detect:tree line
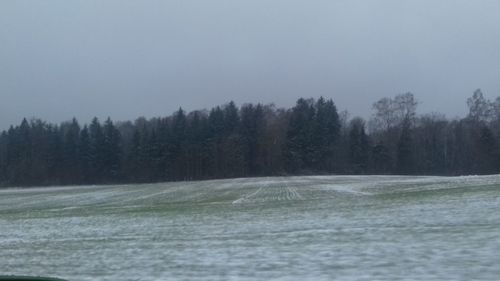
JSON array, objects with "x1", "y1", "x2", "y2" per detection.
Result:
[{"x1": 1, "y1": 91, "x2": 500, "y2": 187}]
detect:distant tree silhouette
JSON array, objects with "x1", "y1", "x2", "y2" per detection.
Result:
[
  {"x1": 2, "y1": 91, "x2": 500, "y2": 187},
  {"x1": 348, "y1": 118, "x2": 370, "y2": 174}
]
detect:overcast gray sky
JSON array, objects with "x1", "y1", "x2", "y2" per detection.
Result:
[{"x1": 1, "y1": 0, "x2": 500, "y2": 129}]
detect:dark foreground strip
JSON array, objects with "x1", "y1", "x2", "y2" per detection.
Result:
[{"x1": 0, "y1": 277, "x2": 67, "y2": 281}]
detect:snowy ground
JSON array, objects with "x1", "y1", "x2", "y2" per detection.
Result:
[{"x1": 1, "y1": 175, "x2": 500, "y2": 280}]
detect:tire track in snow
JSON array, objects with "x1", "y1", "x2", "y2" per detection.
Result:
[
  {"x1": 232, "y1": 177, "x2": 307, "y2": 204},
  {"x1": 232, "y1": 185, "x2": 264, "y2": 204},
  {"x1": 286, "y1": 184, "x2": 304, "y2": 201}
]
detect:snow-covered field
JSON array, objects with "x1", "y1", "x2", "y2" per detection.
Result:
[{"x1": 1, "y1": 175, "x2": 500, "y2": 280}]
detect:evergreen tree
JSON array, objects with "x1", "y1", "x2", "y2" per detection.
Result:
[
  {"x1": 46, "y1": 124, "x2": 63, "y2": 184},
  {"x1": 88, "y1": 117, "x2": 105, "y2": 182},
  {"x1": 62, "y1": 118, "x2": 81, "y2": 184},
  {"x1": 348, "y1": 118, "x2": 370, "y2": 173},
  {"x1": 221, "y1": 102, "x2": 244, "y2": 177},
  {"x1": 313, "y1": 97, "x2": 340, "y2": 171},
  {"x1": 285, "y1": 98, "x2": 315, "y2": 173},
  {"x1": 208, "y1": 106, "x2": 225, "y2": 177},
  {"x1": 79, "y1": 125, "x2": 91, "y2": 183},
  {"x1": 7, "y1": 118, "x2": 33, "y2": 185},
  {"x1": 223, "y1": 101, "x2": 239, "y2": 135},
  {"x1": 103, "y1": 118, "x2": 122, "y2": 181},
  {"x1": 170, "y1": 108, "x2": 187, "y2": 180},
  {"x1": 185, "y1": 111, "x2": 207, "y2": 179},
  {"x1": 0, "y1": 131, "x2": 7, "y2": 184},
  {"x1": 240, "y1": 104, "x2": 265, "y2": 175},
  {"x1": 127, "y1": 125, "x2": 151, "y2": 182}
]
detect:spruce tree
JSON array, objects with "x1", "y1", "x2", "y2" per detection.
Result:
[
  {"x1": 79, "y1": 125, "x2": 91, "y2": 183},
  {"x1": 348, "y1": 118, "x2": 370, "y2": 174},
  {"x1": 62, "y1": 118, "x2": 81, "y2": 184},
  {"x1": 285, "y1": 98, "x2": 315, "y2": 173},
  {"x1": 89, "y1": 117, "x2": 105, "y2": 182},
  {"x1": 103, "y1": 118, "x2": 122, "y2": 181}
]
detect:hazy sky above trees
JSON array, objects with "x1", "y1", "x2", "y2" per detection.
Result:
[{"x1": 1, "y1": 0, "x2": 500, "y2": 129}]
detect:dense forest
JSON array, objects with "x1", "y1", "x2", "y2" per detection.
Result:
[{"x1": 1, "y1": 90, "x2": 500, "y2": 187}]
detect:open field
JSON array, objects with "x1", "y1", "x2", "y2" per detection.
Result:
[{"x1": 1, "y1": 175, "x2": 500, "y2": 280}]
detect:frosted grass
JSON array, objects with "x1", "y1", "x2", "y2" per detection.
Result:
[{"x1": 1, "y1": 175, "x2": 500, "y2": 280}]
